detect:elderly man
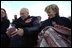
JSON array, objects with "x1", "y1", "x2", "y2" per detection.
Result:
[{"x1": 6, "y1": 8, "x2": 40, "y2": 47}]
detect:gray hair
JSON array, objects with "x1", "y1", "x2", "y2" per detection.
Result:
[{"x1": 20, "y1": 8, "x2": 29, "y2": 14}]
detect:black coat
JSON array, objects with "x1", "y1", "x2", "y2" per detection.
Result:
[
  {"x1": 40, "y1": 16, "x2": 71, "y2": 30},
  {"x1": 1, "y1": 17, "x2": 10, "y2": 47},
  {"x1": 39, "y1": 16, "x2": 71, "y2": 47},
  {"x1": 12, "y1": 16, "x2": 40, "y2": 47},
  {"x1": 1, "y1": 18, "x2": 10, "y2": 34}
]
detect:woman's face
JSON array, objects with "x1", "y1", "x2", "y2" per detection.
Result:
[
  {"x1": 1, "y1": 9, "x2": 6, "y2": 18},
  {"x1": 47, "y1": 9, "x2": 56, "y2": 18}
]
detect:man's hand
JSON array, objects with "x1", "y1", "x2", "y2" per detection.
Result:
[
  {"x1": 6, "y1": 28, "x2": 16, "y2": 37},
  {"x1": 6, "y1": 28, "x2": 24, "y2": 37},
  {"x1": 11, "y1": 28, "x2": 24, "y2": 37},
  {"x1": 17, "y1": 28, "x2": 24, "y2": 36}
]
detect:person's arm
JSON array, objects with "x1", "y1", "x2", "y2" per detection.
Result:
[
  {"x1": 53, "y1": 24, "x2": 71, "y2": 36},
  {"x1": 8, "y1": 25, "x2": 40, "y2": 37},
  {"x1": 60, "y1": 17, "x2": 71, "y2": 29},
  {"x1": 23, "y1": 17, "x2": 41, "y2": 37},
  {"x1": 9, "y1": 17, "x2": 41, "y2": 37},
  {"x1": 23, "y1": 23, "x2": 40, "y2": 37}
]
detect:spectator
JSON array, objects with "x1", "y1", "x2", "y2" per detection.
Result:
[
  {"x1": 6, "y1": 8, "x2": 40, "y2": 47},
  {"x1": 39, "y1": 4, "x2": 71, "y2": 47},
  {"x1": 1, "y1": 8, "x2": 10, "y2": 47}
]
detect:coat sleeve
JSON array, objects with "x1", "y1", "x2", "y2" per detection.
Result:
[
  {"x1": 60, "y1": 17, "x2": 71, "y2": 29},
  {"x1": 23, "y1": 17, "x2": 41, "y2": 37}
]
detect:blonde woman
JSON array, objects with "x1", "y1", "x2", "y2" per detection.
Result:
[{"x1": 39, "y1": 4, "x2": 71, "y2": 47}]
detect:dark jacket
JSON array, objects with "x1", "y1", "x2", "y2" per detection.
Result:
[
  {"x1": 1, "y1": 17, "x2": 10, "y2": 34},
  {"x1": 1, "y1": 17, "x2": 10, "y2": 47},
  {"x1": 39, "y1": 16, "x2": 71, "y2": 47},
  {"x1": 12, "y1": 16, "x2": 40, "y2": 47},
  {"x1": 40, "y1": 15, "x2": 71, "y2": 31},
  {"x1": 39, "y1": 15, "x2": 71, "y2": 41}
]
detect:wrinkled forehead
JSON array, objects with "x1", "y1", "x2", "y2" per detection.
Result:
[{"x1": 20, "y1": 8, "x2": 29, "y2": 13}]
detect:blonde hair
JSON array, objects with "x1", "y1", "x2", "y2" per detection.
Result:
[{"x1": 45, "y1": 4, "x2": 59, "y2": 15}]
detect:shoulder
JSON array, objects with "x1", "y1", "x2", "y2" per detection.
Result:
[
  {"x1": 7, "y1": 19, "x2": 10, "y2": 22},
  {"x1": 4, "y1": 19, "x2": 10, "y2": 23},
  {"x1": 60, "y1": 17, "x2": 69, "y2": 20},
  {"x1": 30, "y1": 16, "x2": 39, "y2": 21},
  {"x1": 30, "y1": 16, "x2": 37, "y2": 19},
  {"x1": 41, "y1": 19, "x2": 50, "y2": 26},
  {"x1": 59, "y1": 17, "x2": 71, "y2": 28},
  {"x1": 42, "y1": 19, "x2": 50, "y2": 23},
  {"x1": 60, "y1": 17, "x2": 71, "y2": 22}
]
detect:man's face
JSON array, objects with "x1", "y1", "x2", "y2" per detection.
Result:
[
  {"x1": 20, "y1": 9, "x2": 29, "y2": 19},
  {"x1": 47, "y1": 9, "x2": 56, "y2": 18}
]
